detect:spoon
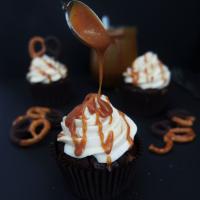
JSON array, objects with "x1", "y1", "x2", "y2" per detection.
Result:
[{"x1": 63, "y1": 0, "x2": 111, "y2": 51}]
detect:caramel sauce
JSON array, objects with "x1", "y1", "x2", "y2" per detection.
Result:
[
  {"x1": 131, "y1": 71, "x2": 139, "y2": 85},
  {"x1": 65, "y1": 1, "x2": 133, "y2": 165},
  {"x1": 96, "y1": 113, "x2": 114, "y2": 154},
  {"x1": 36, "y1": 68, "x2": 52, "y2": 82},
  {"x1": 68, "y1": 1, "x2": 111, "y2": 51},
  {"x1": 65, "y1": 94, "x2": 113, "y2": 157},
  {"x1": 105, "y1": 96, "x2": 113, "y2": 124},
  {"x1": 132, "y1": 57, "x2": 166, "y2": 86},
  {"x1": 44, "y1": 60, "x2": 63, "y2": 76},
  {"x1": 106, "y1": 155, "x2": 112, "y2": 171},
  {"x1": 159, "y1": 62, "x2": 166, "y2": 82},
  {"x1": 66, "y1": 1, "x2": 112, "y2": 95},
  {"x1": 109, "y1": 116, "x2": 113, "y2": 125},
  {"x1": 119, "y1": 111, "x2": 133, "y2": 146}
]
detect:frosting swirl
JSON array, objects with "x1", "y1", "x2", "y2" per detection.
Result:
[
  {"x1": 27, "y1": 54, "x2": 67, "y2": 84},
  {"x1": 123, "y1": 52, "x2": 171, "y2": 89},
  {"x1": 57, "y1": 93, "x2": 137, "y2": 164}
]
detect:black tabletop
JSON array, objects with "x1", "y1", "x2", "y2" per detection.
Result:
[
  {"x1": 1, "y1": 76, "x2": 200, "y2": 200},
  {"x1": 1, "y1": 0, "x2": 200, "y2": 199}
]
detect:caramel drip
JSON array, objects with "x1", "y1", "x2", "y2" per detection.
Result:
[
  {"x1": 144, "y1": 68, "x2": 150, "y2": 83},
  {"x1": 119, "y1": 111, "x2": 133, "y2": 145},
  {"x1": 105, "y1": 96, "x2": 113, "y2": 125},
  {"x1": 159, "y1": 62, "x2": 166, "y2": 82},
  {"x1": 65, "y1": 93, "x2": 113, "y2": 157},
  {"x1": 36, "y1": 68, "x2": 52, "y2": 82},
  {"x1": 109, "y1": 116, "x2": 113, "y2": 125},
  {"x1": 65, "y1": 105, "x2": 87, "y2": 156},
  {"x1": 96, "y1": 51, "x2": 104, "y2": 96},
  {"x1": 43, "y1": 60, "x2": 63, "y2": 76},
  {"x1": 96, "y1": 113, "x2": 114, "y2": 154},
  {"x1": 106, "y1": 155, "x2": 112, "y2": 171},
  {"x1": 68, "y1": 1, "x2": 112, "y2": 96},
  {"x1": 131, "y1": 71, "x2": 139, "y2": 85}
]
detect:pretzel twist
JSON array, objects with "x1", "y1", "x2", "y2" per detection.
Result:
[
  {"x1": 26, "y1": 106, "x2": 50, "y2": 119},
  {"x1": 149, "y1": 132, "x2": 174, "y2": 154},
  {"x1": 13, "y1": 115, "x2": 29, "y2": 126},
  {"x1": 11, "y1": 106, "x2": 52, "y2": 147},
  {"x1": 170, "y1": 127, "x2": 196, "y2": 143},
  {"x1": 149, "y1": 110, "x2": 196, "y2": 155},
  {"x1": 29, "y1": 36, "x2": 46, "y2": 58},
  {"x1": 171, "y1": 116, "x2": 196, "y2": 127}
]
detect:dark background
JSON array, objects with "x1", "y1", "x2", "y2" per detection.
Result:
[
  {"x1": 1, "y1": 0, "x2": 200, "y2": 200},
  {"x1": 0, "y1": 0, "x2": 199, "y2": 78}
]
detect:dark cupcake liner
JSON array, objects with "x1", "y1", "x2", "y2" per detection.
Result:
[
  {"x1": 28, "y1": 77, "x2": 71, "y2": 107},
  {"x1": 118, "y1": 82, "x2": 171, "y2": 117},
  {"x1": 51, "y1": 135, "x2": 142, "y2": 200}
]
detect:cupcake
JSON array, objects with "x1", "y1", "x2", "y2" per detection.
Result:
[
  {"x1": 121, "y1": 52, "x2": 171, "y2": 116},
  {"x1": 26, "y1": 36, "x2": 70, "y2": 106},
  {"x1": 53, "y1": 93, "x2": 141, "y2": 200}
]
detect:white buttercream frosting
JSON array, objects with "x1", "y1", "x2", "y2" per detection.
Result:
[
  {"x1": 123, "y1": 52, "x2": 171, "y2": 89},
  {"x1": 27, "y1": 54, "x2": 67, "y2": 84},
  {"x1": 57, "y1": 95, "x2": 137, "y2": 163}
]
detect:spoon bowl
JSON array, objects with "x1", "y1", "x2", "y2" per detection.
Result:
[{"x1": 63, "y1": 0, "x2": 111, "y2": 51}]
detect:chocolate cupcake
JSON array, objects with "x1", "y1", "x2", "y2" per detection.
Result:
[
  {"x1": 26, "y1": 36, "x2": 70, "y2": 106},
  {"x1": 121, "y1": 52, "x2": 171, "y2": 116},
  {"x1": 53, "y1": 93, "x2": 141, "y2": 200}
]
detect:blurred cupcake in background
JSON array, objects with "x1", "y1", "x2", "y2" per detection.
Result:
[
  {"x1": 26, "y1": 36, "x2": 70, "y2": 106},
  {"x1": 121, "y1": 52, "x2": 171, "y2": 116}
]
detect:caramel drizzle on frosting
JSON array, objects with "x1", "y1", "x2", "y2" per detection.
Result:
[
  {"x1": 131, "y1": 54, "x2": 167, "y2": 86},
  {"x1": 159, "y1": 62, "x2": 167, "y2": 82},
  {"x1": 131, "y1": 71, "x2": 139, "y2": 85},
  {"x1": 96, "y1": 113, "x2": 114, "y2": 154},
  {"x1": 106, "y1": 96, "x2": 113, "y2": 125},
  {"x1": 65, "y1": 93, "x2": 114, "y2": 157},
  {"x1": 119, "y1": 111, "x2": 133, "y2": 146},
  {"x1": 43, "y1": 59, "x2": 63, "y2": 76},
  {"x1": 35, "y1": 68, "x2": 52, "y2": 82}
]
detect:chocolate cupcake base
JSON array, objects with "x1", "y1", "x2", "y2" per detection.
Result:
[
  {"x1": 120, "y1": 83, "x2": 170, "y2": 116},
  {"x1": 52, "y1": 136, "x2": 142, "y2": 200},
  {"x1": 28, "y1": 78, "x2": 71, "y2": 107}
]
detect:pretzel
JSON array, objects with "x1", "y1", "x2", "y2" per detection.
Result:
[
  {"x1": 151, "y1": 120, "x2": 172, "y2": 137},
  {"x1": 45, "y1": 36, "x2": 61, "y2": 58},
  {"x1": 26, "y1": 106, "x2": 50, "y2": 119},
  {"x1": 167, "y1": 109, "x2": 196, "y2": 127},
  {"x1": 170, "y1": 127, "x2": 196, "y2": 143},
  {"x1": 13, "y1": 115, "x2": 30, "y2": 126},
  {"x1": 10, "y1": 106, "x2": 60, "y2": 147},
  {"x1": 149, "y1": 109, "x2": 196, "y2": 155},
  {"x1": 21, "y1": 119, "x2": 51, "y2": 146},
  {"x1": 29, "y1": 36, "x2": 46, "y2": 58},
  {"x1": 149, "y1": 131, "x2": 174, "y2": 154},
  {"x1": 171, "y1": 116, "x2": 196, "y2": 127}
]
